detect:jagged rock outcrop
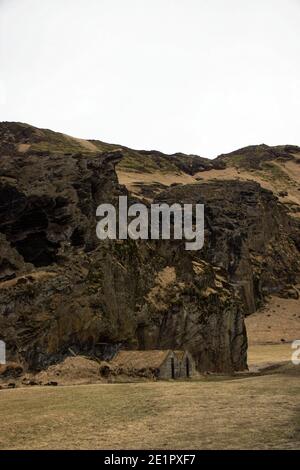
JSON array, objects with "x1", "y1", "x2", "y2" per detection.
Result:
[
  {"x1": 0, "y1": 122, "x2": 248, "y2": 372},
  {"x1": 156, "y1": 180, "x2": 300, "y2": 313},
  {"x1": 0, "y1": 240, "x2": 246, "y2": 372},
  {"x1": 0, "y1": 142, "x2": 123, "y2": 267},
  {"x1": 216, "y1": 143, "x2": 300, "y2": 169},
  {"x1": 0, "y1": 122, "x2": 299, "y2": 374}
]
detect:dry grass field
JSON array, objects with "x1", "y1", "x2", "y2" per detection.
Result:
[
  {"x1": 0, "y1": 295, "x2": 299, "y2": 450},
  {"x1": 247, "y1": 342, "x2": 295, "y2": 371},
  {"x1": 0, "y1": 356, "x2": 299, "y2": 450}
]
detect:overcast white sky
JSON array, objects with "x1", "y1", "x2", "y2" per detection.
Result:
[{"x1": 0, "y1": 0, "x2": 299, "y2": 158}]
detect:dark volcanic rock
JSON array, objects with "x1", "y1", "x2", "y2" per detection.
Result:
[
  {"x1": 138, "y1": 150, "x2": 226, "y2": 175},
  {"x1": 0, "y1": 236, "x2": 247, "y2": 373},
  {"x1": 156, "y1": 180, "x2": 300, "y2": 313},
  {"x1": 0, "y1": 123, "x2": 248, "y2": 373},
  {"x1": 0, "y1": 123, "x2": 299, "y2": 374},
  {"x1": 0, "y1": 146, "x2": 123, "y2": 266},
  {"x1": 217, "y1": 144, "x2": 300, "y2": 169}
]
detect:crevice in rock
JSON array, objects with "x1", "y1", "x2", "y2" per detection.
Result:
[
  {"x1": 71, "y1": 227, "x2": 85, "y2": 247},
  {"x1": 12, "y1": 232, "x2": 59, "y2": 267}
]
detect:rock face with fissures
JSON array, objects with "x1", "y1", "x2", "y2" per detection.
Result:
[{"x1": 0, "y1": 122, "x2": 299, "y2": 373}]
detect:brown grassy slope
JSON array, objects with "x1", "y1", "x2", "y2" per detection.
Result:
[
  {"x1": 117, "y1": 144, "x2": 300, "y2": 212},
  {"x1": 246, "y1": 293, "x2": 300, "y2": 346}
]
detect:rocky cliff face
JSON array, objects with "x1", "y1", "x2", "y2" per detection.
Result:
[
  {"x1": 0, "y1": 239, "x2": 246, "y2": 372},
  {"x1": 156, "y1": 180, "x2": 300, "y2": 313},
  {"x1": 0, "y1": 122, "x2": 299, "y2": 373}
]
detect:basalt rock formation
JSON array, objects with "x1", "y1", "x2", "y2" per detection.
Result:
[
  {"x1": 156, "y1": 181, "x2": 300, "y2": 313},
  {"x1": 0, "y1": 122, "x2": 299, "y2": 373}
]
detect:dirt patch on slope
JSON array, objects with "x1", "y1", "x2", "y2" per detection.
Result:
[
  {"x1": 69, "y1": 136, "x2": 99, "y2": 152},
  {"x1": 0, "y1": 271, "x2": 57, "y2": 290},
  {"x1": 246, "y1": 294, "x2": 300, "y2": 345}
]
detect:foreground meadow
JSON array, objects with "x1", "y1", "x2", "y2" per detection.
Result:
[{"x1": 0, "y1": 355, "x2": 299, "y2": 450}]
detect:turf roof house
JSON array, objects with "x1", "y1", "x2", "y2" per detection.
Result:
[{"x1": 111, "y1": 349, "x2": 195, "y2": 379}]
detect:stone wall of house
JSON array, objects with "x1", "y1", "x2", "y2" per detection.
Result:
[
  {"x1": 177, "y1": 352, "x2": 196, "y2": 378},
  {"x1": 158, "y1": 351, "x2": 196, "y2": 379},
  {"x1": 158, "y1": 352, "x2": 178, "y2": 379}
]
